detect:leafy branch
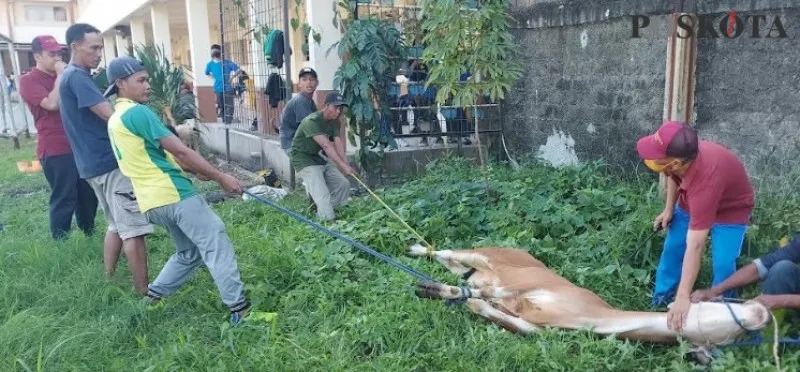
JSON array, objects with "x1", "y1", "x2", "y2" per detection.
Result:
[
  {"x1": 419, "y1": 0, "x2": 523, "y2": 197},
  {"x1": 291, "y1": 0, "x2": 322, "y2": 59},
  {"x1": 330, "y1": 15, "x2": 407, "y2": 177},
  {"x1": 419, "y1": 0, "x2": 522, "y2": 107}
]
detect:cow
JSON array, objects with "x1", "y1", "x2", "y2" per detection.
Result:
[{"x1": 409, "y1": 245, "x2": 771, "y2": 349}]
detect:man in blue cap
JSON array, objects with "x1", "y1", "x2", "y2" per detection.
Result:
[
  {"x1": 290, "y1": 92, "x2": 354, "y2": 221},
  {"x1": 105, "y1": 56, "x2": 252, "y2": 325}
]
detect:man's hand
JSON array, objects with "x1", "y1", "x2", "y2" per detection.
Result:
[
  {"x1": 755, "y1": 295, "x2": 781, "y2": 310},
  {"x1": 690, "y1": 288, "x2": 720, "y2": 303},
  {"x1": 667, "y1": 296, "x2": 691, "y2": 332},
  {"x1": 654, "y1": 208, "x2": 674, "y2": 230},
  {"x1": 341, "y1": 164, "x2": 356, "y2": 177},
  {"x1": 55, "y1": 61, "x2": 67, "y2": 75},
  {"x1": 218, "y1": 174, "x2": 243, "y2": 194}
]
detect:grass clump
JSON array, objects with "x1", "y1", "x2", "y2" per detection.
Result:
[{"x1": 1, "y1": 137, "x2": 798, "y2": 371}]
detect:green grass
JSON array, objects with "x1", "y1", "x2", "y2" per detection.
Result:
[{"x1": 2, "y1": 137, "x2": 800, "y2": 371}]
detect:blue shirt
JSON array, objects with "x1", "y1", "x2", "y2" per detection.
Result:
[
  {"x1": 58, "y1": 64, "x2": 118, "y2": 179},
  {"x1": 204, "y1": 59, "x2": 239, "y2": 93}
]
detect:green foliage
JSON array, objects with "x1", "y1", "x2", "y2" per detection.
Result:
[
  {"x1": 133, "y1": 44, "x2": 197, "y2": 126},
  {"x1": 419, "y1": 0, "x2": 523, "y2": 107},
  {"x1": 3, "y1": 138, "x2": 800, "y2": 371},
  {"x1": 331, "y1": 17, "x2": 407, "y2": 173},
  {"x1": 292, "y1": 0, "x2": 322, "y2": 59},
  {"x1": 92, "y1": 68, "x2": 109, "y2": 92}
]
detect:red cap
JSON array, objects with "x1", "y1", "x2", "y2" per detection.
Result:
[
  {"x1": 636, "y1": 121, "x2": 699, "y2": 160},
  {"x1": 31, "y1": 35, "x2": 63, "y2": 53}
]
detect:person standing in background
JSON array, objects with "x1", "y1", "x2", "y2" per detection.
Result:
[
  {"x1": 279, "y1": 67, "x2": 319, "y2": 154},
  {"x1": 205, "y1": 44, "x2": 241, "y2": 125},
  {"x1": 19, "y1": 35, "x2": 98, "y2": 240},
  {"x1": 59, "y1": 23, "x2": 152, "y2": 295}
]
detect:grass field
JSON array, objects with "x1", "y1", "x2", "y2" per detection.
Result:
[{"x1": 1, "y1": 136, "x2": 799, "y2": 371}]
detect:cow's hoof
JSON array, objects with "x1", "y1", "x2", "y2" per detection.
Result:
[
  {"x1": 408, "y1": 244, "x2": 431, "y2": 257},
  {"x1": 686, "y1": 346, "x2": 720, "y2": 366},
  {"x1": 415, "y1": 281, "x2": 444, "y2": 299}
]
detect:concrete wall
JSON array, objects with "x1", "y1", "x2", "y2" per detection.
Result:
[
  {"x1": 506, "y1": 0, "x2": 800, "y2": 175},
  {"x1": 506, "y1": 0, "x2": 671, "y2": 169},
  {"x1": 692, "y1": 3, "x2": 799, "y2": 175},
  {"x1": 197, "y1": 123, "x2": 487, "y2": 188}
]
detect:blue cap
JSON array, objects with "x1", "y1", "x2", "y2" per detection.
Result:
[
  {"x1": 103, "y1": 56, "x2": 146, "y2": 98},
  {"x1": 324, "y1": 91, "x2": 347, "y2": 106}
]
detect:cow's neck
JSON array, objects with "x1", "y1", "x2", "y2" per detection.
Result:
[{"x1": 571, "y1": 302, "x2": 765, "y2": 345}]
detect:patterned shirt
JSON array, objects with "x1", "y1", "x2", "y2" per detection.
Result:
[{"x1": 108, "y1": 98, "x2": 195, "y2": 213}]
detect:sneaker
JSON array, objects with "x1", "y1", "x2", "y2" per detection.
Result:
[
  {"x1": 144, "y1": 292, "x2": 164, "y2": 311},
  {"x1": 231, "y1": 306, "x2": 252, "y2": 326}
]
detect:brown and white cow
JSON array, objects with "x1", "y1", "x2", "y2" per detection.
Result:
[{"x1": 409, "y1": 245, "x2": 771, "y2": 347}]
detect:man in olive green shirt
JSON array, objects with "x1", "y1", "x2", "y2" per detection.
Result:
[{"x1": 290, "y1": 92, "x2": 354, "y2": 221}]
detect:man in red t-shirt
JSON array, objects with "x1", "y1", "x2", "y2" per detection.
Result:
[
  {"x1": 19, "y1": 35, "x2": 98, "y2": 240},
  {"x1": 636, "y1": 121, "x2": 754, "y2": 332}
]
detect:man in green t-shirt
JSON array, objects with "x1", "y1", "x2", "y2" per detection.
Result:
[{"x1": 290, "y1": 92, "x2": 354, "y2": 221}]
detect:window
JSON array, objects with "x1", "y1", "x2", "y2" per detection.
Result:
[{"x1": 24, "y1": 5, "x2": 68, "y2": 23}]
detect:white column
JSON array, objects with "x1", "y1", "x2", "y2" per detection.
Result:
[
  {"x1": 185, "y1": 0, "x2": 212, "y2": 88},
  {"x1": 102, "y1": 32, "x2": 117, "y2": 67},
  {"x1": 150, "y1": 1, "x2": 173, "y2": 59},
  {"x1": 129, "y1": 16, "x2": 147, "y2": 50},
  {"x1": 248, "y1": 0, "x2": 267, "y2": 89},
  {"x1": 115, "y1": 33, "x2": 131, "y2": 57},
  {"x1": 307, "y1": 0, "x2": 342, "y2": 90}
]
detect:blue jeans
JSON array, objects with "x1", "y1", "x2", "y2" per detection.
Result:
[
  {"x1": 652, "y1": 204, "x2": 748, "y2": 306},
  {"x1": 761, "y1": 260, "x2": 800, "y2": 295}
]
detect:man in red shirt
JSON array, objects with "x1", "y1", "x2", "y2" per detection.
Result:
[
  {"x1": 636, "y1": 121, "x2": 754, "y2": 332},
  {"x1": 19, "y1": 35, "x2": 98, "y2": 240}
]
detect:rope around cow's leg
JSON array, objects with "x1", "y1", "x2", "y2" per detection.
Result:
[{"x1": 444, "y1": 287, "x2": 473, "y2": 306}]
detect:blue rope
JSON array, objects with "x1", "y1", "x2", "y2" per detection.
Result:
[{"x1": 242, "y1": 190, "x2": 439, "y2": 284}]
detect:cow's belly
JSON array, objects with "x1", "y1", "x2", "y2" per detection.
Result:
[{"x1": 517, "y1": 288, "x2": 616, "y2": 329}]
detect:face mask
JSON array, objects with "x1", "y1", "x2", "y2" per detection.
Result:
[
  {"x1": 644, "y1": 159, "x2": 666, "y2": 173},
  {"x1": 644, "y1": 159, "x2": 689, "y2": 174}
]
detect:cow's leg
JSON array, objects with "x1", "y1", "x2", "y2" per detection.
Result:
[
  {"x1": 465, "y1": 299, "x2": 540, "y2": 335},
  {"x1": 416, "y1": 280, "x2": 537, "y2": 301},
  {"x1": 408, "y1": 244, "x2": 490, "y2": 276}
]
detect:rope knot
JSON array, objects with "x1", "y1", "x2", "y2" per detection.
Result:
[
  {"x1": 425, "y1": 245, "x2": 435, "y2": 257},
  {"x1": 444, "y1": 286, "x2": 472, "y2": 306}
]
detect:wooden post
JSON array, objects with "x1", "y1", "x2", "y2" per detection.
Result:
[{"x1": 659, "y1": 12, "x2": 698, "y2": 199}]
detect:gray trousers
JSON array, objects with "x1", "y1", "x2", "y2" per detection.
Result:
[
  {"x1": 145, "y1": 196, "x2": 248, "y2": 312},
  {"x1": 297, "y1": 163, "x2": 350, "y2": 221}
]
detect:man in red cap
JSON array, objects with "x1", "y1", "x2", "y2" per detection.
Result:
[
  {"x1": 636, "y1": 120, "x2": 754, "y2": 332},
  {"x1": 19, "y1": 35, "x2": 98, "y2": 240}
]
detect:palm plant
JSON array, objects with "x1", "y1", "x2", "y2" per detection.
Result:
[{"x1": 133, "y1": 44, "x2": 198, "y2": 126}]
